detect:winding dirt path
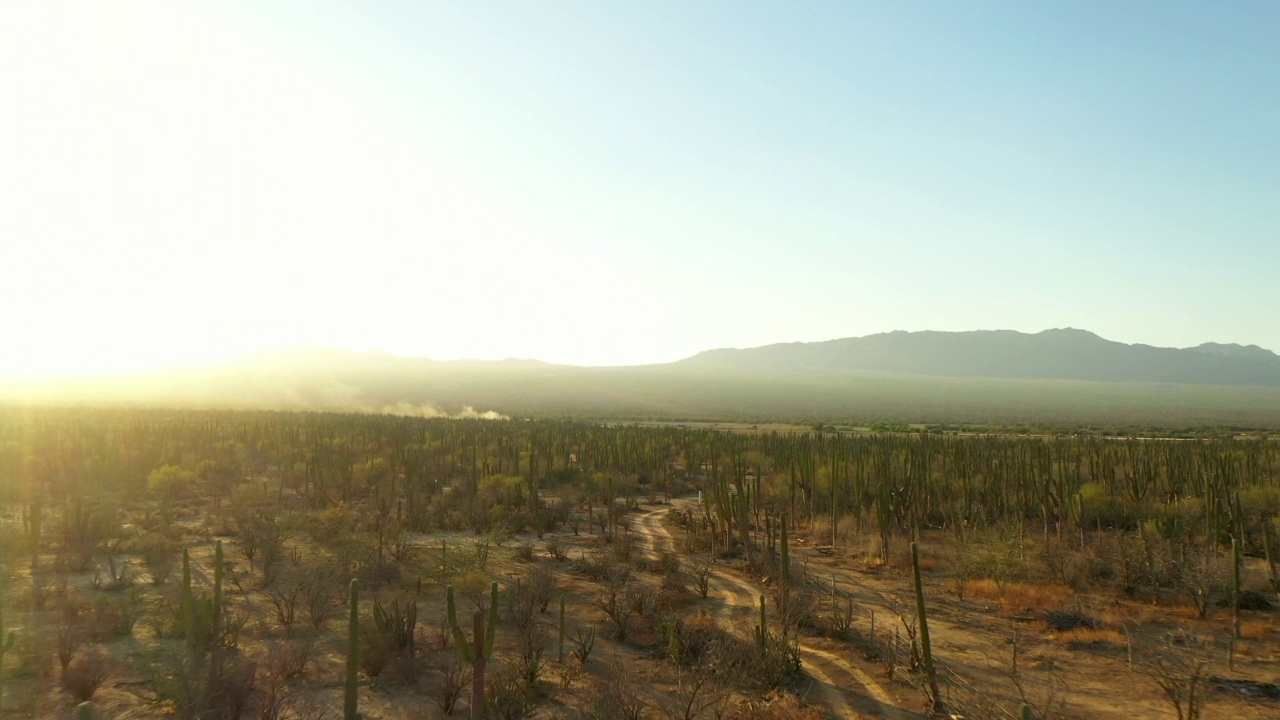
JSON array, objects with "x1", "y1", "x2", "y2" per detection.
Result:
[{"x1": 632, "y1": 505, "x2": 918, "y2": 720}]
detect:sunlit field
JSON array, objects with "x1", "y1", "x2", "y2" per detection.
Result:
[{"x1": 1, "y1": 408, "x2": 1277, "y2": 719}]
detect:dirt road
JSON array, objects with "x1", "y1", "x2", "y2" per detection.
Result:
[{"x1": 632, "y1": 505, "x2": 921, "y2": 720}]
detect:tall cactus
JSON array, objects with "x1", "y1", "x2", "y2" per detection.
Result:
[
  {"x1": 912, "y1": 541, "x2": 943, "y2": 713},
  {"x1": 448, "y1": 582, "x2": 498, "y2": 720},
  {"x1": 754, "y1": 594, "x2": 769, "y2": 655},
  {"x1": 213, "y1": 541, "x2": 223, "y2": 647},
  {"x1": 557, "y1": 594, "x2": 566, "y2": 663},
  {"x1": 345, "y1": 579, "x2": 360, "y2": 720},
  {"x1": 76, "y1": 701, "x2": 97, "y2": 720},
  {"x1": 1, "y1": 582, "x2": 16, "y2": 714},
  {"x1": 23, "y1": 500, "x2": 44, "y2": 606},
  {"x1": 1231, "y1": 536, "x2": 1242, "y2": 639},
  {"x1": 1264, "y1": 517, "x2": 1280, "y2": 599},
  {"x1": 182, "y1": 548, "x2": 196, "y2": 651},
  {"x1": 780, "y1": 512, "x2": 790, "y2": 620}
]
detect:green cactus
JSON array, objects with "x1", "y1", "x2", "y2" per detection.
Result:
[
  {"x1": 1263, "y1": 517, "x2": 1280, "y2": 597},
  {"x1": 780, "y1": 512, "x2": 790, "y2": 619},
  {"x1": 75, "y1": 701, "x2": 97, "y2": 720},
  {"x1": 372, "y1": 597, "x2": 418, "y2": 658},
  {"x1": 1232, "y1": 535, "x2": 1242, "y2": 639},
  {"x1": 345, "y1": 579, "x2": 360, "y2": 720},
  {"x1": 448, "y1": 582, "x2": 498, "y2": 720},
  {"x1": 182, "y1": 548, "x2": 196, "y2": 651},
  {"x1": 213, "y1": 541, "x2": 223, "y2": 647},
  {"x1": 1020, "y1": 704, "x2": 1032, "y2": 720},
  {"x1": 912, "y1": 541, "x2": 943, "y2": 714},
  {"x1": 754, "y1": 593, "x2": 768, "y2": 655},
  {"x1": 557, "y1": 594, "x2": 566, "y2": 663},
  {"x1": 25, "y1": 499, "x2": 44, "y2": 608},
  {"x1": 1, "y1": 582, "x2": 16, "y2": 713}
]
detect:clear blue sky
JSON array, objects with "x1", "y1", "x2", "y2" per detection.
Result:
[{"x1": 1, "y1": 1, "x2": 1277, "y2": 375}]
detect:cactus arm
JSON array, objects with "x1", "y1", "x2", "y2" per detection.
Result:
[
  {"x1": 483, "y1": 582, "x2": 498, "y2": 658},
  {"x1": 344, "y1": 579, "x2": 360, "y2": 720},
  {"x1": 447, "y1": 585, "x2": 474, "y2": 661}
]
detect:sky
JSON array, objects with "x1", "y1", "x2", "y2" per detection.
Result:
[{"x1": 1, "y1": 1, "x2": 1278, "y2": 377}]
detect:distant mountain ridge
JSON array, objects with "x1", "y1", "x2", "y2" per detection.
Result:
[{"x1": 681, "y1": 329, "x2": 1280, "y2": 386}]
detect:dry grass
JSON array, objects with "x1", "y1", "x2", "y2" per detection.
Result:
[
  {"x1": 1100, "y1": 602, "x2": 1160, "y2": 628},
  {"x1": 962, "y1": 578, "x2": 1002, "y2": 599},
  {"x1": 725, "y1": 691, "x2": 825, "y2": 720},
  {"x1": 963, "y1": 580, "x2": 1072, "y2": 612},
  {"x1": 1055, "y1": 628, "x2": 1126, "y2": 649},
  {"x1": 1240, "y1": 620, "x2": 1273, "y2": 640}
]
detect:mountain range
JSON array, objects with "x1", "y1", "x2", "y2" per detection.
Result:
[
  {"x1": 681, "y1": 328, "x2": 1280, "y2": 385},
  {"x1": 5, "y1": 329, "x2": 1280, "y2": 427}
]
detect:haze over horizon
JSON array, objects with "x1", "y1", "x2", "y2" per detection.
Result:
[{"x1": 3, "y1": 1, "x2": 1278, "y2": 378}]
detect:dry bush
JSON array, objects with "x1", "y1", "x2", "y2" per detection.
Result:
[
  {"x1": 962, "y1": 578, "x2": 1002, "y2": 600},
  {"x1": 264, "y1": 637, "x2": 317, "y2": 680},
  {"x1": 207, "y1": 653, "x2": 257, "y2": 720},
  {"x1": 709, "y1": 628, "x2": 800, "y2": 692},
  {"x1": 89, "y1": 592, "x2": 144, "y2": 640},
  {"x1": 428, "y1": 656, "x2": 472, "y2": 714},
  {"x1": 655, "y1": 551, "x2": 682, "y2": 577},
  {"x1": 963, "y1": 581, "x2": 1073, "y2": 613},
  {"x1": 488, "y1": 656, "x2": 542, "y2": 720},
  {"x1": 1055, "y1": 628, "x2": 1126, "y2": 649},
  {"x1": 1100, "y1": 601, "x2": 1160, "y2": 628},
  {"x1": 526, "y1": 564, "x2": 554, "y2": 613},
  {"x1": 724, "y1": 691, "x2": 823, "y2": 720},
  {"x1": 691, "y1": 560, "x2": 712, "y2": 599},
  {"x1": 1172, "y1": 552, "x2": 1225, "y2": 619},
  {"x1": 302, "y1": 568, "x2": 340, "y2": 630},
  {"x1": 587, "y1": 662, "x2": 647, "y2": 720},
  {"x1": 1041, "y1": 609, "x2": 1097, "y2": 632},
  {"x1": 515, "y1": 542, "x2": 535, "y2": 562},
  {"x1": 546, "y1": 537, "x2": 567, "y2": 561},
  {"x1": 597, "y1": 572, "x2": 636, "y2": 641},
  {"x1": 1142, "y1": 640, "x2": 1215, "y2": 720},
  {"x1": 268, "y1": 577, "x2": 303, "y2": 632},
  {"x1": 57, "y1": 622, "x2": 87, "y2": 672},
  {"x1": 1001, "y1": 583, "x2": 1072, "y2": 611},
  {"x1": 60, "y1": 648, "x2": 113, "y2": 702},
  {"x1": 360, "y1": 627, "x2": 394, "y2": 678},
  {"x1": 661, "y1": 613, "x2": 720, "y2": 667},
  {"x1": 661, "y1": 667, "x2": 730, "y2": 720},
  {"x1": 1039, "y1": 537, "x2": 1095, "y2": 590},
  {"x1": 611, "y1": 533, "x2": 637, "y2": 562}
]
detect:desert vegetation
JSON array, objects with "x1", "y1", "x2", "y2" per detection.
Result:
[{"x1": 1, "y1": 407, "x2": 1277, "y2": 718}]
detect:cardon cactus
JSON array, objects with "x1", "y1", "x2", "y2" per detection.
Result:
[
  {"x1": 345, "y1": 579, "x2": 360, "y2": 720},
  {"x1": 754, "y1": 594, "x2": 768, "y2": 655},
  {"x1": 448, "y1": 582, "x2": 498, "y2": 720},
  {"x1": 1, "y1": 583, "x2": 16, "y2": 713}
]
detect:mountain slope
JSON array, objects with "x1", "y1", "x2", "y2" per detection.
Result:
[{"x1": 682, "y1": 329, "x2": 1280, "y2": 385}]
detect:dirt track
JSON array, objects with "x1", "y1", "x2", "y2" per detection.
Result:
[{"x1": 632, "y1": 505, "x2": 921, "y2": 720}]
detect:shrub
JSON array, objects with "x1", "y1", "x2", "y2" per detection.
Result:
[
  {"x1": 264, "y1": 638, "x2": 316, "y2": 680},
  {"x1": 514, "y1": 542, "x2": 535, "y2": 563},
  {"x1": 428, "y1": 656, "x2": 472, "y2": 714},
  {"x1": 1043, "y1": 609, "x2": 1098, "y2": 632},
  {"x1": 60, "y1": 648, "x2": 112, "y2": 702},
  {"x1": 90, "y1": 592, "x2": 144, "y2": 640}
]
